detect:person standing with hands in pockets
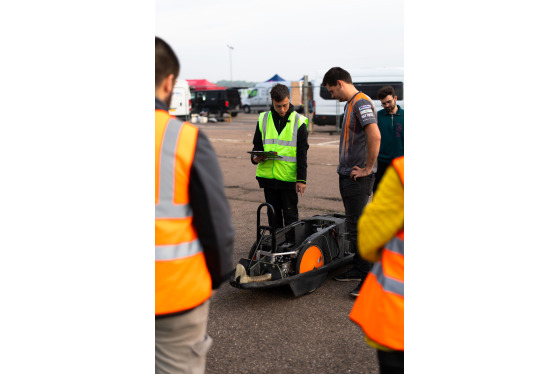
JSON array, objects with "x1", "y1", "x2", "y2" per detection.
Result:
[{"x1": 251, "y1": 83, "x2": 309, "y2": 231}]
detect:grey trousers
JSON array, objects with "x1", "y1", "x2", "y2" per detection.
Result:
[{"x1": 155, "y1": 300, "x2": 213, "y2": 374}]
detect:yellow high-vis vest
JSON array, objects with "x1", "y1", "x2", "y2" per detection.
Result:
[{"x1": 256, "y1": 111, "x2": 308, "y2": 182}]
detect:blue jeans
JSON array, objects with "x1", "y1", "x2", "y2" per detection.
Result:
[{"x1": 339, "y1": 174, "x2": 375, "y2": 276}]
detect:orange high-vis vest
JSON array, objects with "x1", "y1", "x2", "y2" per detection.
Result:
[
  {"x1": 155, "y1": 109, "x2": 212, "y2": 316},
  {"x1": 350, "y1": 156, "x2": 404, "y2": 350}
]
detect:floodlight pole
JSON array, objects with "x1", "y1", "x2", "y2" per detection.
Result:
[{"x1": 227, "y1": 44, "x2": 234, "y2": 83}]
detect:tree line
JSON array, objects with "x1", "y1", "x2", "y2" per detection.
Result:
[{"x1": 216, "y1": 80, "x2": 258, "y2": 88}]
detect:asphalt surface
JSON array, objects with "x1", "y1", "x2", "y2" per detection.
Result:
[{"x1": 197, "y1": 113, "x2": 379, "y2": 374}]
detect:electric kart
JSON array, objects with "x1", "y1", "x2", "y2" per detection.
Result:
[{"x1": 230, "y1": 203, "x2": 354, "y2": 296}]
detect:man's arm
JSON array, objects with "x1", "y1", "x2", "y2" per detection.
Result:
[
  {"x1": 190, "y1": 130, "x2": 235, "y2": 289},
  {"x1": 294, "y1": 123, "x2": 309, "y2": 196},
  {"x1": 350, "y1": 123, "x2": 381, "y2": 180},
  {"x1": 251, "y1": 122, "x2": 265, "y2": 164},
  {"x1": 296, "y1": 123, "x2": 309, "y2": 182},
  {"x1": 365, "y1": 122, "x2": 381, "y2": 173}
]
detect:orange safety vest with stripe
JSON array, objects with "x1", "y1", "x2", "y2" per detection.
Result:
[
  {"x1": 349, "y1": 156, "x2": 404, "y2": 350},
  {"x1": 155, "y1": 109, "x2": 212, "y2": 316}
]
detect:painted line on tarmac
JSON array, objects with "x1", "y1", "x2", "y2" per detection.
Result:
[
  {"x1": 209, "y1": 138, "x2": 251, "y2": 144},
  {"x1": 312, "y1": 140, "x2": 339, "y2": 146}
]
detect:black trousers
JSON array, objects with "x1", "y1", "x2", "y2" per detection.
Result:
[
  {"x1": 377, "y1": 350, "x2": 404, "y2": 374},
  {"x1": 372, "y1": 160, "x2": 391, "y2": 195},
  {"x1": 339, "y1": 174, "x2": 375, "y2": 277},
  {"x1": 263, "y1": 187, "x2": 299, "y2": 229}
]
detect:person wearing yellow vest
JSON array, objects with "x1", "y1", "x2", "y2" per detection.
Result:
[
  {"x1": 251, "y1": 83, "x2": 309, "y2": 231},
  {"x1": 350, "y1": 156, "x2": 404, "y2": 374},
  {"x1": 155, "y1": 37, "x2": 234, "y2": 374}
]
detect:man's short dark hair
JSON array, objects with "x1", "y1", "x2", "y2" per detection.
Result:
[
  {"x1": 377, "y1": 86, "x2": 396, "y2": 100},
  {"x1": 270, "y1": 84, "x2": 290, "y2": 102},
  {"x1": 155, "y1": 36, "x2": 180, "y2": 87},
  {"x1": 321, "y1": 67, "x2": 353, "y2": 87}
]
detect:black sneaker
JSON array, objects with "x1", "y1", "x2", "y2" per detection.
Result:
[
  {"x1": 334, "y1": 269, "x2": 362, "y2": 282},
  {"x1": 349, "y1": 279, "x2": 365, "y2": 297}
]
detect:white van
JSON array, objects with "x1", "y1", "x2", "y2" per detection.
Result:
[
  {"x1": 169, "y1": 80, "x2": 192, "y2": 120},
  {"x1": 312, "y1": 67, "x2": 403, "y2": 126},
  {"x1": 242, "y1": 82, "x2": 272, "y2": 113},
  {"x1": 242, "y1": 81, "x2": 304, "y2": 114}
]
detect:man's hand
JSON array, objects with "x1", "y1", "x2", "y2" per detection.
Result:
[
  {"x1": 296, "y1": 182, "x2": 306, "y2": 197},
  {"x1": 350, "y1": 165, "x2": 372, "y2": 180},
  {"x1": 253, "y1": 155, "x2": 265, "y2": 163}
]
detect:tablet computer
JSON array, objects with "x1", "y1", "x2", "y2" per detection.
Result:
[{"x1": 247, "y1": 151, "x2": 281, "y2": 158}]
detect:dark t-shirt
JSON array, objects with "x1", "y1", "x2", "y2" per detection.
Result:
[{"x1": 337, "y1": 92, "x2": 378, "y2": 176}]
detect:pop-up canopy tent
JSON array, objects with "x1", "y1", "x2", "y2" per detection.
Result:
[
  {"x1": 251, "y1": 74, "x2": 289, "y2": 90},
  {"x1": 264, "y1": 74, "x2": 287, "y2": 82},
  {"x1": 187, "y1": 79, "x2": 226, "y2": 91}
]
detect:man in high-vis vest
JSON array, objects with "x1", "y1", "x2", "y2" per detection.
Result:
[
  {"x1": 251, "y1": 83, "x2": 309, "y2": 230},
  {"x1": 350, "y1": 156, "x2": 404, "y2": 374},
  {"x1": 155, "y1": 37, "x2": 234, "y2": 374}
]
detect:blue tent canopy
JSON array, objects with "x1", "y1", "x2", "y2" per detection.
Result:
[{"x1": 265, "y1": 74, "x2": 287, "y2": 82}]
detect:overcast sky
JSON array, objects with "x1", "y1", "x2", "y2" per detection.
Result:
[{"x1": 155, "y1": 0, "x2": 403, "y2": 83}]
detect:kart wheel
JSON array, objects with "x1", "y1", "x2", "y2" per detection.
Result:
[{"x1": 296, "y1": 245, "x2": 324, "y2": 274}]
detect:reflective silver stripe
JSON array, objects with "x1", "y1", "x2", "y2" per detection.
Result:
[
  {"x1": 262, "y1": 111, "x2": 270, "y2": 140},
  {"x1": 292, "y1": 112, "x2": 301, "y2": 141},
  {"x1": 276, "y1": 156, "x2": 296, "y2": 162},
  {"x1": 156, "y1": 117, "x2": 192, "y2": 219},
  {"x1": 261, "y1": 140, "x2": 296, "y2": 146},
  {"x1": 385, "y1": 236, "x2": 404, "y2": 256},
  {"x1": 156, "y1": 203, "x2": 192, "y2": 219},
  {"x1": 371, "y1": 262, "x2": 404, "y2": 296},
  {"x1": 253, "y1": 150, "x2": 296, "y2": 162},
  {"x1": 155, "y1": 240, "x2": 203, "y2": 260}
]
